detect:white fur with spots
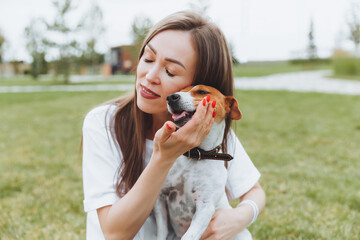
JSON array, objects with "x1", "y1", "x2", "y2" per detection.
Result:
[{"x1": 155, "y1": 89, "x2": 251, "y2": 240}]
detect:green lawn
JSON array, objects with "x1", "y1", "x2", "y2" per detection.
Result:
[
  {"x1": 233, "y1": 62, "x2": 331, "y2": 77},
  {"x1": 0, "y1": 74, "x2": 135, "y2": 86},
  {"x1": 328, "y1": 74, "x2": 360, "y2": 81},
  {"x1": 0, "y1": 90, "x2": 359, "y2": 239}
]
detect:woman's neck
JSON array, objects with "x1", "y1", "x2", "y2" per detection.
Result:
[{"x1": 146, "y1": 111, "x2": 172, "y2": 140}]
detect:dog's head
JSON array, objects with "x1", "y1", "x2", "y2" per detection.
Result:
[{"x1": 167, "y1": 85, "x2": 242, "y2": 128}]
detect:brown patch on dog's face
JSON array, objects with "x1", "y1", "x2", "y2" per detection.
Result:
[
  {"x1": 187, "y1": 85, "x2": 242, "y2": 123},
  {"x1": 167, "y1": 85, "x2": 242, "y2": 127}
]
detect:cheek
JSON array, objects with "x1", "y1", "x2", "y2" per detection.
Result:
[
  {"x1": 136, "y1": 61, "x2": 147, "y2": 77},
  {"x1": 164, "y1": 78, "x2": 192, "y2": 95}
]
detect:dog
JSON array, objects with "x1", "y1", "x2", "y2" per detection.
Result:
[{"x1": 154, "y1": 85, "x2": 252, "y2": 240}]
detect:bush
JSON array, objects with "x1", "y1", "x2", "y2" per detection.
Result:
[
  {"x1": 288, "y1": 58, "x2": 331, "y2": 65},
  {"x1": 332, "y1": 58, "x2": 360, "y2": 76}
]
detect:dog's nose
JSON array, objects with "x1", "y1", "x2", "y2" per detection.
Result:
[{"x1": 167, "y1": 94, "x2": 180, "y2": 103}]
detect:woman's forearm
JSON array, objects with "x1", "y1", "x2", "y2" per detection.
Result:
[
  {"x1": 235, "y1": 182, "x2": 266, "y2": 228},
  {"x1": 240, "y1": 182, "x2": 266, "y2": 212},
  {"x1": 98, "y1": 154, "x2": 174, "y2": 240}
]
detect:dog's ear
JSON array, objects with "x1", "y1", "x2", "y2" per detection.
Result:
[{"x1": 225, "y1": 96, "x2": 242, "y2": 120}]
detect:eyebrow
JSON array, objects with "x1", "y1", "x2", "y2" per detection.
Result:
[{"x1": 147, "y1": 43, "x2": 186, "y2": 70}]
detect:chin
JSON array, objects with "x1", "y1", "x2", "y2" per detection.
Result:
[{"x1": 136, "y1": 98, "x2": 165, "y2": 115}]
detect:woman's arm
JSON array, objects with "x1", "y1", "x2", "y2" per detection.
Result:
[
  {"x1": 97, "y1": 97, "x2": 216, "y2": 239},
  {"x1": 236, "y1": 182, "x2": 266, "y2": 226},
  {"x1": 200, "y1": 182, "x2": 266, "y2": 240},
  {"x1": 97, "y1": 150, "x2": 175, "y2": 240}
]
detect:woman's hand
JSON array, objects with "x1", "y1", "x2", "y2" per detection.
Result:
[
  {"x1": 153, "y1": 95, "x2": 216, "y2": 165},
  {"x1": 200, "y1": 183, "x2": 266, "y2": 240},
  {"x1": 200, "y1": 207, "x2": 250, "y2": 240}
]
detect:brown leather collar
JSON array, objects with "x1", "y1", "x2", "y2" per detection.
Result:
[{"x1": 183, "y1": 145, "x2": 233, "y2": 161}]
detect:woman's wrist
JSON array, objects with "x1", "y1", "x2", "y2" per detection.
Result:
[
  {"x1": 232, "y1": 201, "x2": 257, "y2": 230},
  {"x1": 150, "y1": 148, "x2": 177, "y2": 170},
  {"x1": 237, "y1": 200, "x2": 259, "y2": 226}
]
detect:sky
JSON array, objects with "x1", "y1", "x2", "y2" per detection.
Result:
[{"x1": 0, "y1": 0, "x2": 358, "y2": 63}]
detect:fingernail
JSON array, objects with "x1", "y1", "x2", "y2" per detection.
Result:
[
  {"x1": 212, "y1": 100, "x2": 216, "y2": 108},
  {"x1": 213, "y1": 111, "x2": 216, "y2": 118},
  {"x1": 206, "y1": 94, "x2": 210, "y2": 102},
  {"x1": 166, "y1": 123, "x2": 172, "y2": 130},
  {"x1": 203, "y1": 98, "x2": 206, "y2": 106}
]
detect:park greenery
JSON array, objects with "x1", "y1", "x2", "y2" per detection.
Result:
[
  {"x1": 0, "y1": 89, "x2": 359, "y2": 239},
  {"x1": 22, "y1": 0, "x2": 105, "y2": 83},
  {"x1": 0, "y1": 1, "x2": 360, "y2": 238},
  {"x1": 0, "y1": 0, "x2": 360, "y2": 82}
]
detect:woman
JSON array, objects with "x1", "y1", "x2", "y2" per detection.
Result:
[{"x1": 83, "y1": 11, "x2": 266, "y2": 240}]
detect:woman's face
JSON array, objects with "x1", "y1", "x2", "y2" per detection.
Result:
[{"x1": 136, "y1": 30, "x2": 197, "y2": 115}]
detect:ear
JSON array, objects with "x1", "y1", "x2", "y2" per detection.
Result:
[{"x1": 225, "y1": 96, "x2": 242, "y2": 120}]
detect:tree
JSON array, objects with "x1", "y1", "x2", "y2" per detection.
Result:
[
  {"x1": 0, "y1": 30, "x2": 5, "y2": 76},
  {"x1": 307, "y1": 18, "x2": 317, "y2": 59},
  {"x1": 188, "y1": 0, "x2": 211, "y2": 16},
  {"x1": 43, "y1": 0, "x2": 82, "y2": 83},
  {"x1": 77, "y1": 3, "x2": 106, "y2": 72},
  {"x1": 229, "y1": 42, "x2": 240, "y2": 65},
  {"x1": 0, "y1": 31, "x2": 4, "y2": 64},
  {"x1": 130, "y1": 15, "x2": 153, "y2": 52},
  {"x1": 347, "y1": 1, "x2": 360, "y2": 56},
  {"x1": 24, "y1": 19, "x2": 48, "y2": 78},
  {"x1": 74, "y1": 39, "x2": 104, "y2": 73}
]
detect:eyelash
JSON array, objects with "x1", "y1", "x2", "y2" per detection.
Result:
[
  {"x1": 166, "y1": 69, "x2": 175, "y2": 77},
  {"x1": 196, "y1": 90, "x2": 210, "y2": 95},
  {"x1": 144, "y1": 58, "x2": 175, "y2": 77}
]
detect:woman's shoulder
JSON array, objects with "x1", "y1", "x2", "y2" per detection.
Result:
[
  {"x1": 86, "y1": 104, "x2": 117, "y2": 118},
  {"x1": 83, "y1": 104, "x2": 118, "y2": 129}
]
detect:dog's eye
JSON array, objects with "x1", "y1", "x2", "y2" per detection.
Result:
[{"x1": 196, "y1": 90, "x2": 209, "y2": 95}]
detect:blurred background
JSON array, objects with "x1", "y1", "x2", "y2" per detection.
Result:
[
  {"x1": 0, "y1": 0, "x2": 359, "y2": 239},
  {"x1": 0, "y1": 0, "x2": 360, "y2": 82}
]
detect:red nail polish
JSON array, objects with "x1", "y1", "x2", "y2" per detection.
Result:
[
  {"x1": 166, "y1": 123, "x2": 172, "y2": 130},
  {"x1": 213, "y1": 111, "x2": 216, "y2": 118},
  {"x1": 206, "y1": 94, "x2": 210, "y2": 102},
  {"x1": 212, "y1": 100, "x2": 216, "y2": 108},
  {"x1": 203, "y1": 98, "x2": 206, "y2": 106}
]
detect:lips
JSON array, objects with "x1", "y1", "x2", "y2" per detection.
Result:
[{"x1": 140, "y1": 84, "x2": 160, "y2": 99}]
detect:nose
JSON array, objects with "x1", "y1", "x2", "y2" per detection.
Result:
[
  {"x1": 167, "y1": 94, "x2": 180, "y2": 103},
  {"x1": 145, "y1": 66, "x2": 161, "y2": 84}
]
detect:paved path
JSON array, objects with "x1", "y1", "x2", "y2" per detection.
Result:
[
  {"x1": 1, "y1": 70, "x2": 360, "y2": 95},
  {"x1": 234, "y1": 70, "x2": 360, "y2": 95}
]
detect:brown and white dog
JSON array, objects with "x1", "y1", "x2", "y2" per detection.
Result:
[{"x1": 154, "y1": 85, "x2": 252, "y2": 240}]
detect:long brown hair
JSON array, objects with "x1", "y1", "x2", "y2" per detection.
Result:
[{"x1": 110, "y1": 11, "x2": 234, "y2": 197}]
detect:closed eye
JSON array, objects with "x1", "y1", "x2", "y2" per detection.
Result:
[
  {"x1": 166, "y1": 69, "x2": 175, "y2": 77},
  {"x1": 196, "y1": 90, "x2": 210, "y2": 95},
  {"x1": 144, "y1": 59, "x2": 153, "y2": 63}
]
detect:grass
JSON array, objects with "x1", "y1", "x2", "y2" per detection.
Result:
[
  {"x1": 233, "y1": 90, "x2": 360, "y2": 239},
  {"x1": 233, "y1": 62, "x2": 332, "y2": 77},
  {"x1": 329, "y1": 74, "x2": 360, "y2": 81},
  {"x1": 330, "y1": 58, "x2": 360, "y2": 81},
  {"x1": 1, "y1": 90, "x2": 359, "y2": 239},
  {"x1": 0, "y1": 74, "x2": 135, "y2": 86}
]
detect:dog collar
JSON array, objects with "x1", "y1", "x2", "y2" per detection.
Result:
[{"x1": 183, "y1": 145, "x2": 233, "y2": 161}]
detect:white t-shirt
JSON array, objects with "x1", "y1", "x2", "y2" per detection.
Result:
[{"x1": 82, "y1": 104, "x2": 261, "y2": 240}]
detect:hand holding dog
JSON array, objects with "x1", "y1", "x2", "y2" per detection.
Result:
[
  {"x1": 200, "y1": 208, "x2": 248, "y2": 240},
  {"x1": 153, "y1": 95, "x2": 216, "y2": 166}
]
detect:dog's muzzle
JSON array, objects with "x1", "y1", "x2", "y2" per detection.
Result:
[{"x1": 167, "y1": 93, "x2": 195, "y2": 127}]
